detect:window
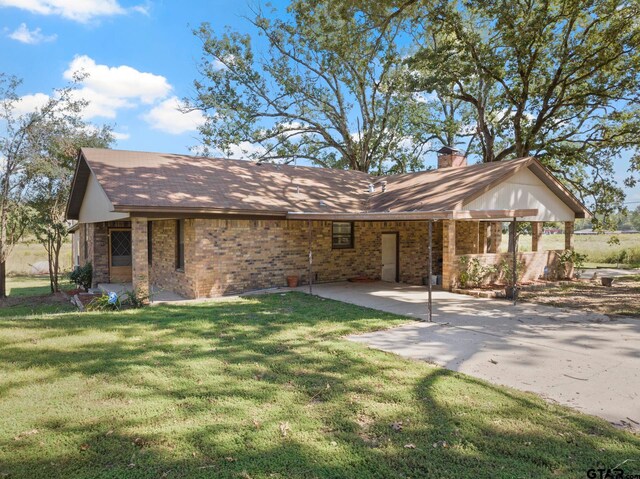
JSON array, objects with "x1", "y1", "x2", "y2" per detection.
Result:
[
  {"x1": 110, "y1": 230, "x2": 132, "y2": 267},
  {"x1": 332, "y1": 222, "x2": 354, "y2": 249},
  {"x1": 176, "y1": 219, "x2": 185, "y2": 270},
  {"x1": 147, "y1": 221, "x2": 153, "y2": 265}
]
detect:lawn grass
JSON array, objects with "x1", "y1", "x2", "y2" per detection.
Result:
[
  {"x1": 0, "y1": 293, "x2": 638, "y2": 479},
  {"x1": 6, "y1": 275, "x2": 54, "y2": 297}
]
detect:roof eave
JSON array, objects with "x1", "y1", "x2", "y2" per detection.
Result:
[{"x1": 286, "y1": 209, "x2": 538, "y2": 221}]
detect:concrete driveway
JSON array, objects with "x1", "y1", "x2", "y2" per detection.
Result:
[{"x1": 306, "y1": 282, "x2": 640, "y2": 430}]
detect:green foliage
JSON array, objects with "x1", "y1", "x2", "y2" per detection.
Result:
[
  {"x1": 603, "y1": 247, "x2": 640, "y2": 266},
  {"x1": 69, "y1": 262, "x2": 92, "y2": 292},
  {"x1": 499, "y1": 257, "x2": 526, "y2": 286},
  {"x1": 122, "y1": 288, "x2": 148, "y2": 309},
  {"x1": 607, "y1": 235, "x2": 621, "y2": 247},
  {"x1": 557, "y1": 250, "x2": 588, "y2": 279},
  {"x1": 458, "y1": 256, "x2": 497, "y2": 288},
  {"x1": 354, "y1": 0, "x2": 640, "y2": 218},
  {"x1": 86, "y1": 293, "x2": 120, "y2": 312},
  {"x1": 190, "y1": 3, "x2": 433, "y2": 174}
]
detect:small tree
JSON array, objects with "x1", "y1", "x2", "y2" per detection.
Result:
[
  {"x1": 27, "y1": 128, "x2": 112, "y2": 293},
  {"x1": 0, "y1": 72, "x2": 102, "y2": 297}
]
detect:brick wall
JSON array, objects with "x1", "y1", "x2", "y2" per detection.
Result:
[
  {"x1": 148, "y1": 219, "x2": 198, "y2": 298},
  {"x1": 456, "y1": 221, "x2": 480, "y2": 254},
  {"x1": 146, "y1": 218, "x2": 442, "y2": 298},
  {"x1": 451, "y1": 250, "x2": 562, "y2": 286}
]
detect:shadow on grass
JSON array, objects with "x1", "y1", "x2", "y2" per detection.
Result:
[{"x1": 0, "y1": 293, "x2": 638, "y2": 479}]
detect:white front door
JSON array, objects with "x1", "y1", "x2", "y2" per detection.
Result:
[{"x1": 381, "y1": 233, "x2": 397, "y2": 282}]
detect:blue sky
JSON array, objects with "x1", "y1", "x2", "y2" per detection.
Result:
[{"x1": 1, "y1": 0, "x2": 638, "y2": 204}]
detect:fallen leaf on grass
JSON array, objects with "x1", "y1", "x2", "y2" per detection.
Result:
[
  {"x1": 79, "y1": 443, "x2": 90, "y2": 451},
  {"x1": 279, "y1": 422, "x2": 291, "y2": 437},
  {"x1": 13, "y1": 429, "x2": 38, "y2": 441}
]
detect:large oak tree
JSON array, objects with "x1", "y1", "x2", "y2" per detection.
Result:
[{"x1": 190, "y1": 3, "x2": 435, "y2": 174}]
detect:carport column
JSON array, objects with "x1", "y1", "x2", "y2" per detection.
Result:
[
  {"x1": 441, "y1": 220, "x2": 456, "y2": 291},
  {"x1": 131, "y1": 217, "x2": 150, "y2": 303},
  {"x1": 531, "y1": 222, "x2": 543, "y2": 252},
  {"x1": 564, "y1": 221, "x2": 574, "y2": 251}
]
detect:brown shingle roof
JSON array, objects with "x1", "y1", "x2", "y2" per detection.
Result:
[
  {"x1": 66, "y1": 148, "x2": 589, "y2": 220},
  {"x1": 370, "y1": 157, "x2": 535, "y2": 212},
  {"x1": 74, "y1": 148, "x2": 371, "y2": 216}
]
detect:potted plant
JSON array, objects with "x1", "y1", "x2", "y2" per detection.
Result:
[{"x1": 286, "y1": 274, "x2": 299, "y2": 288}]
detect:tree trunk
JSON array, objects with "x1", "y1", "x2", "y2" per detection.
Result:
[
  {"x1": 48, "y1": 243, "x2": 54, "y2": 294},
  {"x1": 52, "y1": 238, "x2": 61, "y2": 293},
  {"x1": 0, "y1": 260, "x2": 5, "y2": 298}
]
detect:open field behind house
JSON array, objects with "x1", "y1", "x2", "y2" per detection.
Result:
[
  {"x1": 6, "y1": 239, "x2": 72, "y2": 275},
  {"x1": 511, "y1": 232, "x2": 640, "y2": 265},
  {"x1": 0, "y1": 292, "x2": 639, "y2": 479}
]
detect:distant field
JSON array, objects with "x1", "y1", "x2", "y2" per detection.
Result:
[
  {"x1": 515, "y1": 232, "x2": 640, "y2": 265},
  {"x1": 6, "y1": 240, "x2": 72, "y2": 275}
]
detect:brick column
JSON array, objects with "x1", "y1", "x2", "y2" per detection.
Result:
[
  {"x1": 488, "y1": 222, "x2": 502, "y2": 253},
  {"x1": 531, "y1": 222, "x2": 543, "y2": 252},
  {"x1": 441, "y1": 220, "x2": 456, "y2": 290},
  {"x1": 131, "y1": 217, "x2": 150, "y2": 302},
  {"x1": 564, "y1": 221, "x2": 574, "y2": 250},
  {"x1": 478, "y1": 222, "x2": 489, "y2": 254}
]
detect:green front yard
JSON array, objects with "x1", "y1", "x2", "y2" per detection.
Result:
[{"x1": 0, "y1": 293, "x2": 638, "y2": 479}]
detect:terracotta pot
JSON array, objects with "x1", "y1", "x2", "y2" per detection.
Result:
[
  {"x1": 286, "y1": 275, "x2": 299, "y2": 288},
  {"x1": 601, "y1": 277, "x2": 614, "y2": 287}
]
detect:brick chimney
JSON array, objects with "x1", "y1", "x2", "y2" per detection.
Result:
[{"x1": 437, "y1": 146, "x2": 467, "y2": 169}]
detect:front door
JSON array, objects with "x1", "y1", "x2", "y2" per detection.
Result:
[
  {"x1": 381, "y1": 233, "x2": 398, "y2": 282},
  {"x1": 109, "y1": 229, "x2": 132, "y2": 283}
]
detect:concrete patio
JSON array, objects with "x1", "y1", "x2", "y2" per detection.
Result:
[{"x1": 305, "y1": 281, "x2": 640, "y2": 430}]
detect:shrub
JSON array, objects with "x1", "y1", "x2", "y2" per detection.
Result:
[
  {"x1": 122, "y1": 289, "x2": 148, "y2": 308},
  {"x1": 86, "y1": 292, "x2": 120, "y2": 311},
  {"x1": 557, "y1": 249, "x2": 587, "y2": 279},
  {"x1": 458, "y1": 256, "x2": 497, "y2": 288},
  {"x1": 499, "y1": 257, "x2": 526, "y2": 285},
  {"x1": 69, "y1": 262, "x2": 92, "y2": 291}
]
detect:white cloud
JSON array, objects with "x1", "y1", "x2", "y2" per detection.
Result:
[
  {"x1": 8, "y1": 23, "x2": 56, "y2": 44},
  {"x1": 142, "y1": 96, "x2": 204, "y2": 135},
  {"x1": 63, "y1": 55, "x2": 172, "y2": 119},
  {"x1": 112, "y1": 131, "x2": 130, "y2": 140},
  {"x1": 0, "y1": 0, "x2": 144, "y2": 23},
  {"x1": 12, "y1": 92, "x2": 50, "y2": 115},
  {"x1": 65, "y1": 55, "x2": 171, "y2": 104}
]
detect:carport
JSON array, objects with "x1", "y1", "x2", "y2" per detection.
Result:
[
  {"x1": 288, "y1": 208, "x2": 539, "y2": 318},
  {"x1": 305, "y1": 281, "x2": 640, "y2": 430}
]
